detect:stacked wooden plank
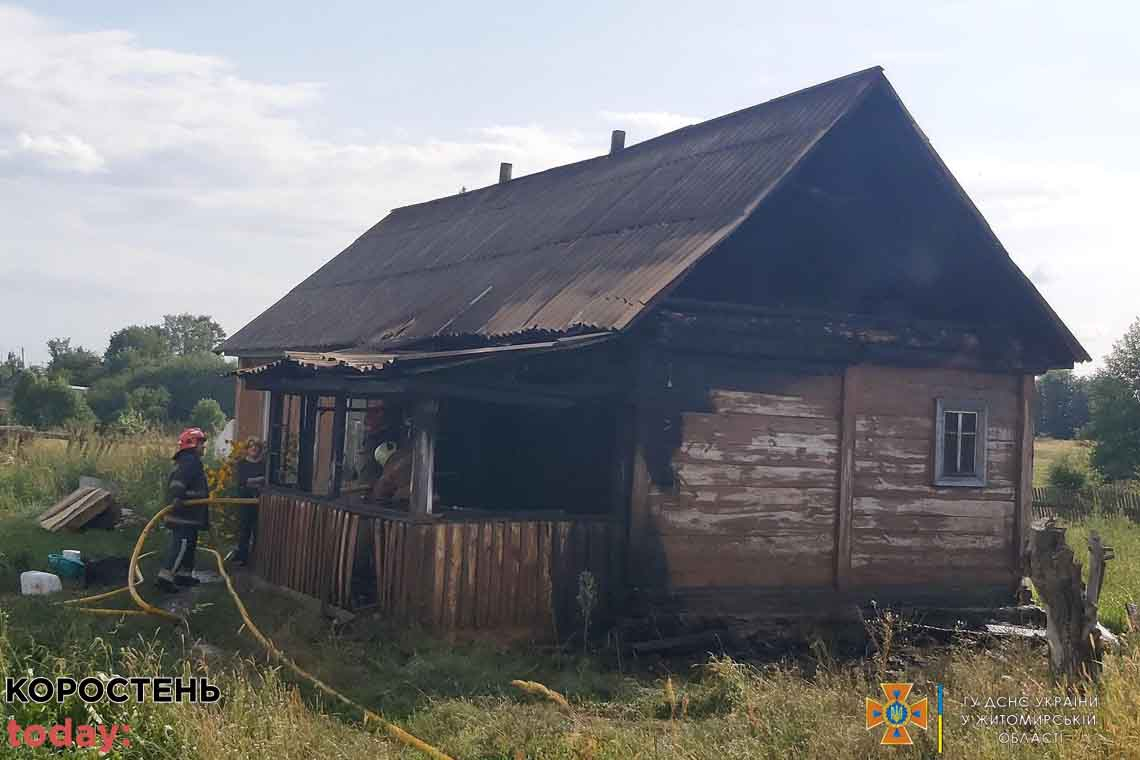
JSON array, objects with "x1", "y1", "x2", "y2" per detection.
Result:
[{"x1": 37, "y1": 487, "x2": 116, "y2": 532}]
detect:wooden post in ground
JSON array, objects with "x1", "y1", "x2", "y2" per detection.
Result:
[{"x1": 1027, "y1": 523, "x2": 1112, "y2": 683}]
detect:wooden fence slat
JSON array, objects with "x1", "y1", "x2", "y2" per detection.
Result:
[{"x1": 538, "y1": 522, "x2": 553, "y2": 635}]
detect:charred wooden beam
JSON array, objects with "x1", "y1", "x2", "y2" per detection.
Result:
[
  {"x1": 329, "y1": 395, "x2": 347, "y2": 498},
  {"x1": 1015, "y1": 375, "x2": 1035, "y2": 578},
  {"x1": 834, "y1": 365, "x2": 858, "y2": 591},
  {"x1": 650, "y1": 304, "x2": 1039, "y2": 371},
  {"x1": 296, "y1": 394, "x2": 318, "y2": 492},
  {"x1": 241, "y1": 375, "x2": 605, "y2": 407},
  {"x1": 266, "y1": 391, "x2": 284, "y2": 485}
]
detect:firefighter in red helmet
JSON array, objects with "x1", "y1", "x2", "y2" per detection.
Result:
[{"x1": 155, "y1": 427, "x2": 211, "y2": 593}]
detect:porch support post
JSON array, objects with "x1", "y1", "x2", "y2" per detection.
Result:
[
  {"x1": 329, "y1": 394, "x2": 347, "y2": 498},
  {"x1": 834, "y1": 364, "x2": 859, "y2": 591},
  {"x1": 266, "y1": 390, "x2": 284, "y2": 485},
  {"x1": 297, "y1": 393, "x2": 318, "y2": 492},
  {"x1": 410, "y1": 398, "x2": 439, "y2": 516}
]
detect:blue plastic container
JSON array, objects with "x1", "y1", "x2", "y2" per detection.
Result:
[{"x1": 47, "y1": 554, "x2": 85, "y2": 579}]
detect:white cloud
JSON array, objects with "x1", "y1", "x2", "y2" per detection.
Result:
[
  {"x1": 946, "y1": 152, "x2": 1140, "y2": 369},
  {"x1": 16, "y1": 133, "x2": 105, "y2": 173},
  {"x1": 0, "y1": 5, "x2": 594, "y2": 364}
]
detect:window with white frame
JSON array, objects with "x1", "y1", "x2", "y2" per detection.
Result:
[{"x1": 934, "y1": 399, "x2": 988, "y2": 487}]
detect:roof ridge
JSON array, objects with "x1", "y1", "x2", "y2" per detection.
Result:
[{"x1": 385, "y1": 66, "x2": 886, "y2": 215}]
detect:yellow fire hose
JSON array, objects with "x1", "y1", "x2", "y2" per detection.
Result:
[{"x1": 64, "y1": 498, "x2": 455, "y2": 760}]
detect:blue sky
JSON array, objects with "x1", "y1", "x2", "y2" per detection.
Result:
[{"x1": 1, "y1": 1, "x2": 1136, "y2": 367}]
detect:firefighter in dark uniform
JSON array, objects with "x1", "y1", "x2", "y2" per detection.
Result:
[{"x1": 156, "y1": 427, "x2": 210, "y2": 593}]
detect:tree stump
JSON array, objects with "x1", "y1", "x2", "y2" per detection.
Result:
[{"x1": 1026, "y1": 522, "x2": 1111, "y2": 683}]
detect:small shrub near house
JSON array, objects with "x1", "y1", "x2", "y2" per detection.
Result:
[
  {"x1": 189, "y1": 398, "x2": 226, "y2": 438},
  {"x1": 1047, "y1": 451, "x2": 1098, "y2": 490}
]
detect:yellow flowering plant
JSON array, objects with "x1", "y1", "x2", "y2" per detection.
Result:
[{"x1": 205, "y1": 439, "x2": 252, "y2": 548}]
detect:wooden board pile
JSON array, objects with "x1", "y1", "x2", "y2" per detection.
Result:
[{"x1": 37, "y1": 487, "x2": 118, "y2": 532}]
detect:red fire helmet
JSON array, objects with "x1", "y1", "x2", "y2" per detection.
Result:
[{"x1": 177, "y1": 427, "x2": 208, "y2": 452}]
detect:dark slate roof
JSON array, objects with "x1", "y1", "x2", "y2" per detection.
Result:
[
  {"x1": 222, "y1": 66, "x2": 1088, "y2": 365},
  {"x1": 223, "y1": 67, "x2": 886, "y2": 354}
]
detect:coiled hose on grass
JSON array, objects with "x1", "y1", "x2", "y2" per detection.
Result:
[{"x1": 66, "y1": 498, "x2": 455, "y2": 760}]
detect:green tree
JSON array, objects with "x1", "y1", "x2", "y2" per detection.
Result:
[
  {"x1": 1083, "y1": 318, "x2": 1140, "y2": 481},
  {"x1": 0, "y1": 352, "x2": 24, "y2": 387},
  {"x1": 46, "y1": 338, "x2": 104, "y2": 387},
  {"x1": 1085, "y1": 372, "x2": 1140, "y2": 481},
  {"x1": 11, "y1": 372, "x2": 97, "y2": 430},
  {"x1": 189, "y1": 398, "x2": 226, "y2": 437},
  {"x1": 85, "y1": 372, "x2": 133, "y2": 424},
  {"x1": 1105, "y1": 317, "x2": 1140, "y2": 396},
  {"x1": 1035, "y1": 370, "x2": 1090, "y2": 439},
  {"x1": 162, "y1": 314, "x2": 227, "y2": 356},
  {"x1": 104, "y1": 325, "x2": 170, "y2": 372},
  {"x1": 126, "y1": 385, "x2": 172, "y2": 424}
]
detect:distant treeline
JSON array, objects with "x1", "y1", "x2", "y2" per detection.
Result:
[{"x1": 0, "y1": 314, "x2": 233, "y2": 435}]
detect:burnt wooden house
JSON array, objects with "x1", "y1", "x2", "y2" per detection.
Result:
[{"x1": 221, "y1": 67, "x2": 1087, "y2": 637}]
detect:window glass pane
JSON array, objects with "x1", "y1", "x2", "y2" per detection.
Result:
[
  {"x1": 943, "y1": 431, "x2": 959, "y2": 475},
  {"x1": 944, "y1": 411, "x2": 957, "y2": 433},
  {"x1": 960, "y1": 432, "x2": 976, "y2": 474},
  {"x1": 960, "y1": 412, "x2": 977, "y2": 434}
]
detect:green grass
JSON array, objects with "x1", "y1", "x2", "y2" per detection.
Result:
[
  {"x1": 1033, "y1": 437, "x2": 1093, "y2": 487},
  {"x1": 1065, "y1": 515, "x2": 1140, "y2": 632},
  {"x1": 3, "y1": 439, "x2": 1140, "y2": 758}
]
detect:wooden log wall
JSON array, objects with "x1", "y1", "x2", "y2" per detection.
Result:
[
  {"x1": 634, "y1": 354, "x2": 842, "y2": 590},
  {"x1": 255, "y1": 491, "x2": 621, "y2": 637},
  {"x1": 849, "y1": 366, "x2": 1020, "y2": 589}
]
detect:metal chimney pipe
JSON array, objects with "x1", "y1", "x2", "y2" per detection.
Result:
[
  {"x1": 499, "y1": 162, "x2": 513, "y2": 183},
  {"x1": 610, "y1": 130, "x2": 626, "y2": 155}
]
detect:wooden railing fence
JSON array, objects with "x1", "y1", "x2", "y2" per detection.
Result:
[
  {"x1": 1032, "y1": 485, "x2": 1140, "y2": 522},
  {"x1": 256, "y1": 490, "x2": 622, "y2": 637}
]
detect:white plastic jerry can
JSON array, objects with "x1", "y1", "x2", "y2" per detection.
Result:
[{"x1": 20, "y1": 571, "x2": 63, "y2": 595}]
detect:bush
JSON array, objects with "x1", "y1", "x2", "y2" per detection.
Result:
[
  {"x1": 1047, "y1": 451, "x2": 1094, "y2": 490},
  {"x1": 11, "y1": 372, "x2": 97, "y2": 430},
  {"x1": 126, "y1": 385, "x2": 172, "y2": 424},
  {"x1": 189, "y1": 398, "x2": 227, "y2": 437}
]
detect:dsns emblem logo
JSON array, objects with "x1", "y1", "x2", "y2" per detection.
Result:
[{"x1": 865, "y1": 682, "x2": 928, "y2": 746}]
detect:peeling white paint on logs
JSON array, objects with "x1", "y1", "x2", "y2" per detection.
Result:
[
  {"x1": 854, "y1": 475, "x2": 1015, "y2": 499},
  {"x1": 854, "y1": 459, "x2": 928, "y2": 477},
  {"x1": 851, "y1": 511, "x2": 1011, "y2": 535},
  {"x1": 853, "y1": 496, "x2": 1014, "y2": 518},
  {"x1": 679, "y1": 434, "x2": 838, "y2": 466},
  {"x1": 682, "y1": 412, "x2": 839, "y2": 437},
  {"x1": 851, "y1": 553, "x2": 1013, "y2": 577},
  {"x1": 653, "y1": 506, "x2": 835, "y2": 534},
  {"x1": 855, "y1": 415, "x2": 934, "y2": 438},
  {"x1": 675, "y1": 461, "x2": 837, "y2": 488},
  {"x1": 707, "y1": 390, "x2": 839, "y2": 419},
  {"x1": 853, "y1": 530, "x2": 1007, "y2": 551},
  {"x1": 653, "y1": 486, "x2": 837, "y2": 510},
  {"x1": 854, "y1": 438, "x2": 929, "y2": 461}
]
